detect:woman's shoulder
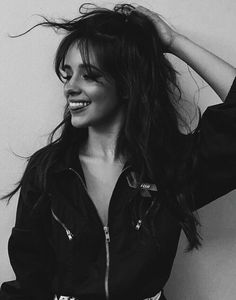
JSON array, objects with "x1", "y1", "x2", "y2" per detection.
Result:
[
  {"x1": 21, "y1": 143, "x2": 62, "y2": 193},
  {"x1": 27, "y1": 142, "x2": 61, "y2": 167}
]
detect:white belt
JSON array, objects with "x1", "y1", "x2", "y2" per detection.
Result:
[
  {"x1": 54, "y1": 297, "x2": 76, "y2": 300},
  {"x1": 54, "y1": 290, "x2": 161, "y2": 300}
]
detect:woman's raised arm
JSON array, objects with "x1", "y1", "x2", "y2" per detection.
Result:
[{"x1": 136, "y1": 6, "x2": 236, "y2": 102}]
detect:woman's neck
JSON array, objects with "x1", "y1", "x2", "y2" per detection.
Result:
[{"x1": 79, "y1": 109, "x2": 125, "y2": 163}]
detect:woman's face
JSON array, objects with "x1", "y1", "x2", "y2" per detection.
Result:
[{"x1": 63, "y1": 43, "x2": 124, "y2": 129}]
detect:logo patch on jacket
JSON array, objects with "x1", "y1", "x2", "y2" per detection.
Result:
[{"x1": 126, "y1": 171, "x2": 158, "y2": 197}]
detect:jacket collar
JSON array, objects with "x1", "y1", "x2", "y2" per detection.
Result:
[
  {"x1": 50, "y1": 145, "x2": 158, "y2": 191},
  {"x1": 51, "y1": 144, "x2": 82, "y2": 174}
]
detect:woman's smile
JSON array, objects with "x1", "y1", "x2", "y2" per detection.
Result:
[{"x1": 68, "y1": 99, "x2": 92, "y2": 111}]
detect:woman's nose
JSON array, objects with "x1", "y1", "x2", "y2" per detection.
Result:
[{"x1": 64, "y1": 76, "x2": 82, "y2": 98}]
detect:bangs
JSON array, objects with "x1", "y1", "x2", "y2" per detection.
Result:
[{"x1": 55, "y1": 31, "x2": 119, "y2": 83}]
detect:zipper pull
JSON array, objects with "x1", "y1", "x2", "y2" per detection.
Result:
[
  {"x1": 65, "y1": 229, "x2": 74, "y2": 240},
  {"x1": 135, "y1": 219, "x2": 142, "y2": 230},
  {"x1": 51, "y1": 209, "x2": 74, "y2": 241},
  {"x1": 104, "y1": 226, "x2": 110, "y2": 243},
  {"x1": 135, "y1": 200, "x2": 155, "y2": 231}
]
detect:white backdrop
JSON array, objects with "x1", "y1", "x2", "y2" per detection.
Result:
[{"x1": 0, "y1": 0, "x2": 236, "y2": 299}]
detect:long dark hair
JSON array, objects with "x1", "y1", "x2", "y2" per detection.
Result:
[{"x1": 4, "y1": 3, "x2": 201, "y2": 250}]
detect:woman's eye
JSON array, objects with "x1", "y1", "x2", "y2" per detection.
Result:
[
  {"x1": 81, "y1": 74, "x2": 90, "y2": 80},
  {"x1": 61, "y1": 71, "x2": 101, "y2": 83},
  {"x1": 81, "y1": 73, "x2": 100, "y2": 81}
]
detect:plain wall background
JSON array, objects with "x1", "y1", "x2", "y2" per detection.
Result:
[{"x1": 0, "y1": 0, "x2": 236, "y2": 299}]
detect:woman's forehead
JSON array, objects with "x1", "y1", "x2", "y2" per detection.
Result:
[{"x1": 64, "y1": 42, "x2": 97, "y2": 68}]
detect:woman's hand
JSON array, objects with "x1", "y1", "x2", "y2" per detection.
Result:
[
  {"x1": 135, "y1": 6, "x2": 180, "y2": 52},
  {"x1": 136, "y1": 5, "x2": 236, "y2": 101}
]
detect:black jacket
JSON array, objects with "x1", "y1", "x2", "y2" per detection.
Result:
[{"x1": 1, "y1": 77, "x2": 236, "y2": 300}]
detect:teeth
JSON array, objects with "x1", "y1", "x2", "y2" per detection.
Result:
[{"x1": 69, "y1": 101, "x2": 91, "y2": 109}]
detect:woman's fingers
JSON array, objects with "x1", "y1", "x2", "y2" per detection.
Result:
[{"x1": 135, "y1": 5, "x2": 178, "y2": 51}]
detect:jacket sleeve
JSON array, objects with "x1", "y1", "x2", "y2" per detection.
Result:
[
  {"x1": 194, "y1": 75, "x2": 236, "y2": 210},
  {"x1": 0, "y1": 166, "x2": 55, "y2": 300}
]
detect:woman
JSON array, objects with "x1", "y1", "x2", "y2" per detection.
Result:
[{"x1": 1, "y1": 3, "x2": 236, "y2": 300}]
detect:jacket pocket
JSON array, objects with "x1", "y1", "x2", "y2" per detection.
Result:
[
  {"x1": 49, "y1": 201, "x2": 88, "y2": 268},
  {"x1": 133, "y1": 188, "x2": 160, "y2": 231}
]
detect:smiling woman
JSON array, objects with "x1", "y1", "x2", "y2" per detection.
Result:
[{"x1": 1, "y1": 2, "x2": 236, "y2": 300}]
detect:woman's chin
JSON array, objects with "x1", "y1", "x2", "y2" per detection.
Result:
[{"x1": 71, "y1": 118, "x2": 89, "y2": 128}]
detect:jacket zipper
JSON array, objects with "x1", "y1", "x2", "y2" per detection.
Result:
[
  {"x1": 51, "y1": 208, "x2": 74, "y2": 240},
  {"x1": 104, "y1": 226, "x2": 110, "y2": 300},
  {"x1": 69, "y1": 165, "x2": 131, "y2": 300}
]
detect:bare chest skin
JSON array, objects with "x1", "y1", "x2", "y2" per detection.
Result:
[{"x1": 79, "y1": 155, "x2": 125, "y2": 226}]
